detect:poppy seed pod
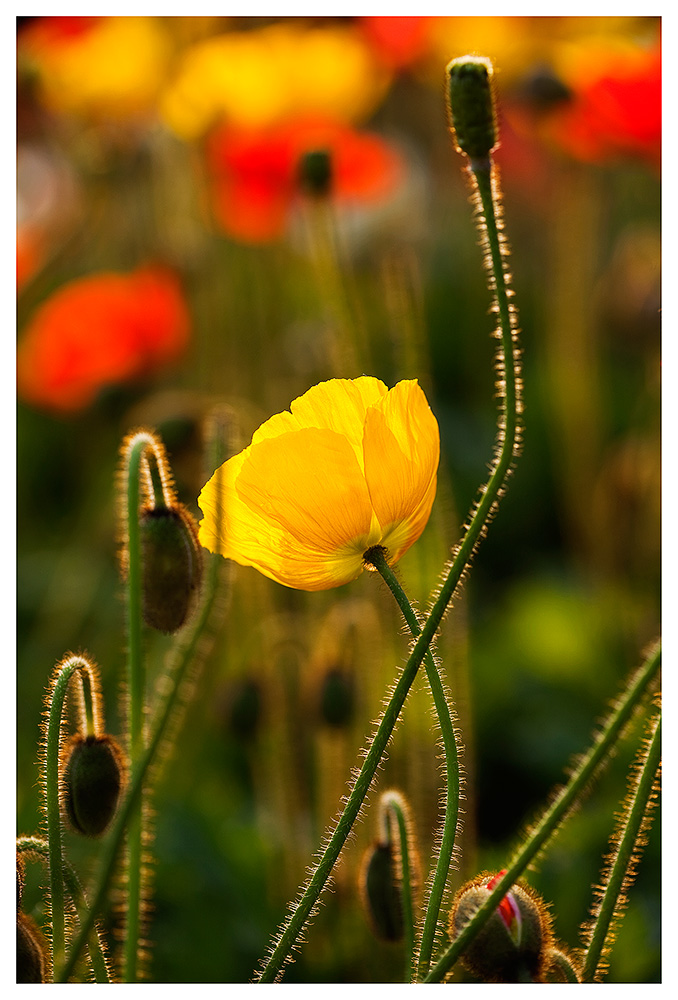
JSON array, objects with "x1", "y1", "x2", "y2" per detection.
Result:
[
  {"x1": 359, "y1": 842, "x2": 403, "y2": 942},
  {"x1": 62, "y1": 734, "x2": 125, "y2": 837},
  {"x1": 449, "y1": 871, "x2": 553, "y2": 983},
  {"x1": 140, "y1": 503, "x2": 203, "y2": 633}
]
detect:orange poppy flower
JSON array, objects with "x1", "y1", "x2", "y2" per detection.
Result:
[
  {"x1": 205, "y1": 118, "x2": 403, "y2": 243},
  {"x1": 17, "y1": 266, "x2": 190, "y2": 413}
]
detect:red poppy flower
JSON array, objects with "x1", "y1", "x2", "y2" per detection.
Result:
[
  {"x1": 205, "y1": 118, "x2": 403, "y2": 244},
  {"x1": 553, "y1": 41, "x2": 661, "y2": 165},
  {"x1": 511, "y1": 39, "x2": 661, "y2": 167},
  {"x1": 17, "y1": 266, "x2": 190, "y2": 413}
]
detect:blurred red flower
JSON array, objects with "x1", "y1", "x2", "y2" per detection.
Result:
[
  {"x1": 17, "y1": 266, "x2": 191, "y2": 413},
  {"x1": 509, "y1": 38, "x2": 661, "y2": 168},
  {"x1": 205, "y1": 118, "x2": 403, "y2": 243},
  {"x1": 553, "y1": 41, "x2": 661, "y2": 165}
]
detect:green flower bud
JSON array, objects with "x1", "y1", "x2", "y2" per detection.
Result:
[
  {"x1": 298, "y1": 149, "x2": 333, "y2": 197},
  {"x1": 140, "y1": 503, "x2": 203, "y2": 634},
  {"x1": 17, "y1": 912, "x2": 47, "y2": 983},
  {"x1": 359, "y1": 842, "x2": 403, "y2": 942},
  {"x1": 449, "y1": 871, "x2": 553, "y2": 983},
  {"x1": 62, "y1": 734, "x2": 125, "y2": 837},
  {"x1": 446, "y1": 56, "x2": 498, "y2": 162}
]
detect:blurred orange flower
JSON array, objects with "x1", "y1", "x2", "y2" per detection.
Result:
[
  {"x1": 18, "y1": 15, "x2": 172, "y2": 121},
  {"x1": 357, "y1": 16, "x2": 433, "y2": 70},
  {"x1": 17, "y1": 266, "x2": 191, "y2": 413},
  {"x1": 160, "y1": 21, "x2": 391, "y2": 140},
  {"x1": 205, "y1": 118, "x2": 403, "y2": 244}
]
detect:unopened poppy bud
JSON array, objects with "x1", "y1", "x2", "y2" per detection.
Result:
[
  {"x1": 62, "y1": 733, "x2": 125, "y2": 837},
  {"x1": 319, "y1": 667, "x2": 355, "y2": 727},
  {"x1": 140, "y1": 503, "x2": 203, "y2": 633},
  {"x1": 17, "y1": 912, "x2": 47, "y2": 983},
  {"x1": 359, "y1": 842, "x2": 403, "y2": 942},
  {"x1": 299, "y1": 149, "x2": 333, "y2": 197},
  {"x1": 449, "y1": 871, "x2": 552, "y2": 982},
  {"x1": 446, "y1": 56, "x2": 498, "y2": 162}
]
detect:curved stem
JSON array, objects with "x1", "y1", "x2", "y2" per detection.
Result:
[
  {"x1": 547, "y1": 949, "x2": 581, "y2": 983},
  {"x1": 43, "y1": 655, "x2": 92, "y2": 978},
  {"x1": 424, "y1": 642, "x2": 661, "y2": 983},
  {"x1": 582, "y1": 710, "x2": 661, "y2": 981},
  {"x1": 367, "y1": 547, "x2": 461, "y2": 979},
  {"x1": 121, "y1": 433, "x2": 150, "y2": 983},
  {"x1": 379, "y1": 792, "x2": 416, "y2": 981}
]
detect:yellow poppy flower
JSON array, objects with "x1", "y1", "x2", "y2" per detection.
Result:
[{"x1": 198, "y1": 377, "x2": 439, "y2": 591}]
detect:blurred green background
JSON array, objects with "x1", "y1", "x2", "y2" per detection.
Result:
[{"x1": 17, "y1": 16, "x2": 660, "y2": 983}]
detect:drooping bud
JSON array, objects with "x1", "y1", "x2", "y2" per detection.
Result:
[
  {"x1": 61, "y1": 733, "x2": 125, "y2": 837},
  {"x1": 359, "y1": 841, "x2": 403, "y2": 942},
  {"x1": 17, "y1": 912, "x2": 48, "y2": 983},
  {"x1": 140, "y1": 502, "x2": 203, "y2": 633},
  {"x1": 449, "y1": 870, "x2": 553, "y2": 982},
  {"x1": 298, "y1": 149, "x2": 333, "y2": 197},
  {"x1": 318, "y1": 666, "x2": 355, "y2": 728},
  {"x1": 446, "y1": 56, "x2": 498, "y2": 162}
]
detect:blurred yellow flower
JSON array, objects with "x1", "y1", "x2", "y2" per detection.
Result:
[
  {"x1": 160, "y1": 22, "x2": 391, "y2": 140},
  {"x1": 198, "y1": 378, "x2": 439, "y2": 591},
  {"x1": 18, "y1": 16, "x2": 172, "y2": 121}
]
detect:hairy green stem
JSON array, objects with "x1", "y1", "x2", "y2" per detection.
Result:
[
  {"x1": 582, "y1": 710, "x2": 661, "y2": 982},
  {"x1": 59, "y1": 421, "x2": 229, "y2": 983},
  {"x1": 122, "y1": 433, "x2": 151, "y2": 983},
  {"x1": 17, "y1": 836, "x2": 111, "y2": 983},
  {"x1": 379, "y1": 792, "x2": 417, "y2": 981},
  {"x1": 44, "y1": 657, "x2": 81, "y2": 976},
  {"x1": 367, "y1": 547, "x2": 461, "y2": 979},
  {"x1": 424, "y1": 642, "x2": 661, "y2": 983}
]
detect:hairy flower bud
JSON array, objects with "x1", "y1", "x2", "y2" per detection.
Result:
[
  {"x1": 359, "y1": 841, "x2": 403, "y2": 942},
  {"x1": 140, "y1": 503, "x2": 203, "y2": 633},
  {"x1": 62, "y1": 733, "x2": 125, "y2": 837},
  {"x1": 449, "y1": 871, "x2": 553, "y2": 982},
  {"x1": 17, "y1": 912, "x2": 48, "y2": 983},
  {"x1": 446, "y1": 56, "x2": 498, "y2": 162}
]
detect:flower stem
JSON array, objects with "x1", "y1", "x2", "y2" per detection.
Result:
[
  {"x1": 44, "y1": 656, "x2": 83, "y2": 977},
  {"x1": 121, "y1": 433, "x2": 151, "y2": 983},
  {"x1": 367, "y1": 547, "x2": 461, "y2": 980},
  {"x1": 59, "y1": 419, "x2": 231, "y2": 984},
  {"x1": 378, "y1": 792, "x2": 417, "y2": 981},
  {"x1": 581, "y1": 708, "x2": 662, "y2": 982},
  {"x1": 423, "y1": 642, "x2": 661, "y2": 983}
]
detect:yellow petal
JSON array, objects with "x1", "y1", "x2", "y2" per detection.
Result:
[
  {"x1": 199, "y1": 425, "x2": 379, "y2": 590},
  {"x1": 253, "y1": 377, "x2": 388, "y2": 472},
  {"x1": 363, "y1": 380, "x2": 440, "y2": 561}
]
